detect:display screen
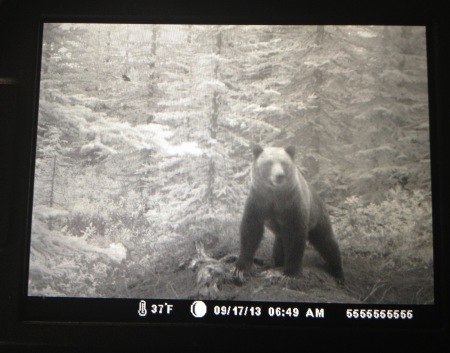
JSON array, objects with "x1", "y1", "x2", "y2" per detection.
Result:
[{"x1": 25, "y1": 23, "x2": 435, "y2": 325}]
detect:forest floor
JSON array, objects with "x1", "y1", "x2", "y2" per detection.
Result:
[{"x1": 127, "y1": 240, "x2": 434, "y2": 304}]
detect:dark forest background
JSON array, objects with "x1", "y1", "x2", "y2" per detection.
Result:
[{"x1": 28, "y1": 24, "x2": 433, "y2": 303}]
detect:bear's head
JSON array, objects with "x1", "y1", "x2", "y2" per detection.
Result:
[{"x1": 251, "y1": 145, "x2": 297, "y2": 191}]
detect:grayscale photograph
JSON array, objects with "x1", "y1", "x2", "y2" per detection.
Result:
[{"x1": 28, "y1": 24, "x2": 433, "y2": 304}]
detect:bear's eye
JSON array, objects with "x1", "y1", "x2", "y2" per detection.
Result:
[
  {"x1": 280, "y1": 161, "x2": 291, "y2": 172},
  {"x1": 260, "y1": 160, "x2": 273, "y2": 169}
]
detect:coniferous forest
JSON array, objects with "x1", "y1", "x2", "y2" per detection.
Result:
[{"x1": 29, "y1": 24, "x2": 433, "y2": 304}]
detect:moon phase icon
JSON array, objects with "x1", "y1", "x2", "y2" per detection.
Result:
[{"x1": 190, "y1": 301, "x2": 207, "y2": 318}]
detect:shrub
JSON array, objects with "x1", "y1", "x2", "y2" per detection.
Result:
[{"x1": 332, "y1": 186, "x2": 433, "y2": 270}]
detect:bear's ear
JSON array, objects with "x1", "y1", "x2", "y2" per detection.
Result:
[
  {"x1": 252, "y1": 145, "x2": 264, "y2": 159},
  {"x1": 285, "y1": 145, "x2": 295, "y2": 159}
]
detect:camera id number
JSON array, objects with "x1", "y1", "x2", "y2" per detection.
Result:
[{"x1": 346, "y1": 309, "x2": 413, "y2": 320}]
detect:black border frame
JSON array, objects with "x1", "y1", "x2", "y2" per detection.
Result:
[{"x1": 1, "y1": 0, "x2": 449, "y2": 351}]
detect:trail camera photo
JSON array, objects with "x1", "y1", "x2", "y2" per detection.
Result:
[{"x1": 29, "y1": 24, "x2": 433, "y2": 304}]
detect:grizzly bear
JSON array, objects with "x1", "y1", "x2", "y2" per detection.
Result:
[{"x1": 235, "y1": 145, "x2": 344, "y2": 284}]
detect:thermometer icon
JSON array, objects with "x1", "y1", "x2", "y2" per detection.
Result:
[{"x1": 138, "y1": 300, "x2": 147, "y2": 317}]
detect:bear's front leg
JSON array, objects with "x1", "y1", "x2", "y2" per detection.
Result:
[
  {"x1": 272, "y1": 235, "x2": 284, "y2": 267},
  {"x1": 235, "y1": 195, "x2": 266, "y2": 281},
  {"x1": 282, "y1": 227, "x2": 307, "y2": 277}
]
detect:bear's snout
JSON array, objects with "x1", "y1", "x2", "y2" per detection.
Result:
[
  {"x1": 271, "y1": 163, "x2": 286, "y2": 186},
  {"x1": 275, "y1": 173, "x2": 285, "y2": 184}
]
